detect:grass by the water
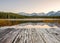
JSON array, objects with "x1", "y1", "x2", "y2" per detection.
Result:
[{"x1": 0, "y1": 19, "x2": 60, "y2": 26}]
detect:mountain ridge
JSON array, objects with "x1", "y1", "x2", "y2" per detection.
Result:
[{"x1": 19, "y1": 11, "x2": 60, "y2": 16}]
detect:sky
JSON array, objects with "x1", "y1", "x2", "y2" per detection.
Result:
[{"x1": 0, "y1": 0, "x2": 60, "y2": 13}]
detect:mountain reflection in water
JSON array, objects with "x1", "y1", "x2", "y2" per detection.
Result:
[{"x1": 1, "y1": 22, "x2": 59, "y2": 29}]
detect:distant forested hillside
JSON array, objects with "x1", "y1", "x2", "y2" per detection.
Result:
[
  {"x1": 0, "y1": 12, "x2": 27, "y2": 19},
  {"x1": 0, "y1": 12, "x2": 60, "y2": 19}
]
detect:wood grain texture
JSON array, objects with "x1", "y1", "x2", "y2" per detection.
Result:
[{"x1": 0, "y1": 28, "x2": 60, "y2": 43}]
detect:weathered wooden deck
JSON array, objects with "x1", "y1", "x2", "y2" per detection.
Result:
[{"x1": 0, "y1": 28, "x2": 60, "y2": 43}]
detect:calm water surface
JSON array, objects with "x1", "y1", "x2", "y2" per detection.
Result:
[{"x1": 1, "y1": 22, "x2": 59, "y2": 29}]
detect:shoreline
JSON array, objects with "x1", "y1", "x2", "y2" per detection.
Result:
[{"x1": 0, "y1": 19, "x2": 60, "y2": 26}]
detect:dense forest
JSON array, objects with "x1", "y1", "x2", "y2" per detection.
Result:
[
  {"x1": 0, "y1": 12, "x2": 60, "y2": 19},
  {"x1": 0, "y1": 12, "x2": 26, "y2": 19}
]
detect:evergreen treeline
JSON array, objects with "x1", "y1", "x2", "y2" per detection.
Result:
[
  {"x1": 0, "y1": 12, "x2": 27, "y2": 19},
  {"x1": 0, "y1": 12, "x2": 60, "y2": 19}
]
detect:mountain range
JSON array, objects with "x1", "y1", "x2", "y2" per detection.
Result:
[
  {"x1": 19, "y1": 11, "x2": 60, "y2": 16},
  {"x1": 0, "y1": 11, "x2": 60, "y2": 19}
]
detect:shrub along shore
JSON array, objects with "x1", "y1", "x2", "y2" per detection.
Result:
[{"x1": 0, "y1": 20, "x2": 60, "y2": 26}]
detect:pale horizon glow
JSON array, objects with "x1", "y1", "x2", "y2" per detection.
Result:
[{"x1": 0, "y1": 0, "x2": 60, "y2": 13}]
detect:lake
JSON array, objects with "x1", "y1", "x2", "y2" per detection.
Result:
[
  {"x1": 0, "y1": 22, "x2": 60, "y2": 29},
  {"x1": 0, "y1": 22, "x2": 60, "y2": 43}
]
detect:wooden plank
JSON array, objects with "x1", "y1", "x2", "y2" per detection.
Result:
[{"x1": 0, "y1": 28, "x2": 60, "y2": 43}]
